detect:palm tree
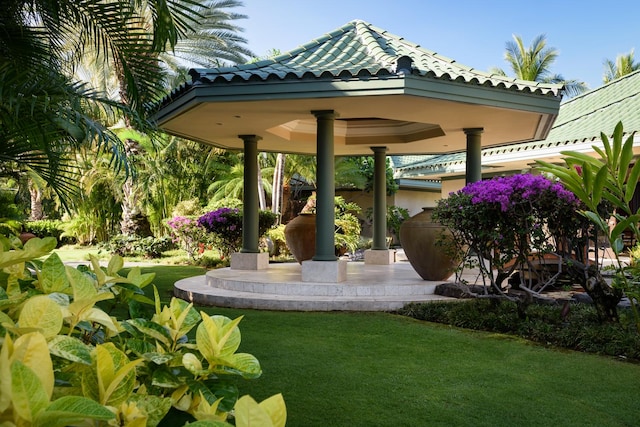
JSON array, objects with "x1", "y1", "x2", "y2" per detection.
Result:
[
  {"x1": 0, "y1": 0, "x2": 205, "y2": 209},
  {"x1": 207, "y1": 159, "x2": 274, "y2": 204},
  {"x1": 101, "y1": 0, "x2": 253, "y2": 235},
  {"x1": 490, "y1": 34, "x2": 588, "y2": 98},
  {"x1": 603, "y1": 49, "x2": 640, "y2": 83}
]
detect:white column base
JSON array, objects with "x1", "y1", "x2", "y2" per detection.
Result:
[
  {"x1": 230, "y1": 252, "x2": 269, "y2": 270},
  {"x1": 301, "y1": 259, "x2": 347, "y2": 282},
  {"x1": 364, "y1": 249, "x2": 396, "y2": 265}
]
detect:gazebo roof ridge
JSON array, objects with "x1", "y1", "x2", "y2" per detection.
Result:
[{"x1": 179, "y1": 20, "x2": 561, "y2": 97}]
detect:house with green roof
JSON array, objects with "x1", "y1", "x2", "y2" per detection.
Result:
[{"x1": 392, "y1": 69, "x2": 640, "y2": 201}]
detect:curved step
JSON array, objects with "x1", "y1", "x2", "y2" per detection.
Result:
[
  {"x1": 175, "y1": 275, "x2": 451, "y2": 311},
  {"x1": 173, "y1": 262, "x2": 456, "y2": 311}
]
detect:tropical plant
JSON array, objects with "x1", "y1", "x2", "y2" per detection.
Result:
[
  {"x1": 347, "y1": 156, "x2": 398, "y2": 195},
  {"x1": 125, "y1": 136, "x2": 236, "y2": 237},
  {"x1": 0, "y1": 0, "x2": 182, "y2": 206},
  {"x1": 23, "y1": 219, "x2": 68, "y2": 245},
  {"x1": 490, "y1": 34, "x2": 588, "y2": 98},
  {"x1": 101, "y1": 234, "x2": 175, "y2": 259},
  {"x1": 333, "y1": 196, "x2": 362, "y2": 255},
  {"x1": 207, "y1": 160, "x2": 274, "y2": 204},
  {"x1": 0, "y1": 237, "x2": 285, "y2": 425},
  {"x1": 365, "y1": 205, "x2": 410, "y2": 245},
  {"x1": 537, "y1": 121, "x2": 640, "y2": 328},
  {"x1": 603, "y1": 49, "x2": 640, "y2": 83},
  {"x1": 110, "y1": 1, "x2": 252, "y2": 236}
]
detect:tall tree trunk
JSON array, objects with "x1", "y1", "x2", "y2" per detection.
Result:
[
  {"x1": 257, "y1": 156, "x2": 266, "y2": 210},
  {"x1": 272, "y1": 153, "x2": 285, "y2": 224},
  {"x1": 115, "y1": 52, "x2": 152, "y2": 237},
  {"x1": 29, "y1": 184, "x2": 44, "y2": 221}
]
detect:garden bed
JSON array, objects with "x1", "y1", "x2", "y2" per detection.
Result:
[{"x1": 397, "y1": 296, "x2": 640, "y2": 362}]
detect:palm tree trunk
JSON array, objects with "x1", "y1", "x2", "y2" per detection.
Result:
[
  {"x1": 29, "y1": 184, "x2": 44, "y2": 221},
  {"x1": 257, "y1": 156, "x2": 266, "y2": 210},
  {"x1": 272, "y1": 153, "x2": 286, "y2": 224}
]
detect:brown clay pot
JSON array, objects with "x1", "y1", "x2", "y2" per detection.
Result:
[
  {"x1": 399, "y1": 208, "x2": 459, "y2": 281},
  {"x1": 284, "y1": 213, "x2": 316, "y2": 264}
]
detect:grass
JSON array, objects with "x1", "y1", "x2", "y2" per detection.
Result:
[
  {"x1": 130, "y1": 265, "x2": 640, "y2": 427},
  {"x1": 51, "y1": 244, "x2": 222, "y2": 265}
]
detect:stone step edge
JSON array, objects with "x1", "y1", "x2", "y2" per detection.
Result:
[
  {"x1": 206, "y1": 276, "x2": 439, "y2": 297},
  {"x1": 174, "y1": 276, "x2": 454, "y2": 311}
]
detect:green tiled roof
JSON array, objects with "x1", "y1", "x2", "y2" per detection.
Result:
[
  {"x1": 395, "y1": 70, "x2": 640, "y2": 176},
  {"x1": 169, "y1": 20, "x2": 560, "y2": 100},
  {"x1": 544, "y1": 69, "x2": 640, "y2": 143},
  {"x1": 388, "y1": 155, "x2": 436, "y2": 169}
]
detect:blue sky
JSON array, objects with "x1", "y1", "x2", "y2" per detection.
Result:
[{"x1": 237, "y1": 0, "x2": 640, "y2": 91}]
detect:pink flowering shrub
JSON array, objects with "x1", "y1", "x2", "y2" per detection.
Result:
[
  {"x1": 166, "y1": 216, "x2": 210, "y2": 260},
  {"x1": 433, "y1": 173, "x2": 588, "y2": 293}
]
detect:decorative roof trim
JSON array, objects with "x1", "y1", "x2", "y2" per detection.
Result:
[{"x1": 158, "y1": 20, "x2": 562, "y2": 109}]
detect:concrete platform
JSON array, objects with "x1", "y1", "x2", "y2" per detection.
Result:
[{"x1": 174, "y1": 260, "x2": 458, "y2": 311}]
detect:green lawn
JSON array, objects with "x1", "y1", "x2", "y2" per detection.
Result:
[{"x1": 137, "y1": 265, "x2": 640, "y2": 427}]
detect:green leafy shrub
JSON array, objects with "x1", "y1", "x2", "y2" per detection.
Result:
[
  {"x1": 365, "y1": 205, "x2": 410, "y2": 246},
  {"x1": 171, "y1": 198, "x2": 203, "y2": 217},
  {"x1": 398, "y1": 300, "x2": 640, "y2": 361},
  {"x1": 102, "y1": 234, "x2": 175, "y2": 259},
  {"x1": 265, "y1": 224, "x2": 290, "y2": 258},
  {"x1": 0, "y1": 237, "x2": 286, "y2": 425},
  {"x1": 333, "y1": 196, "x2": 362, "y2": 255},
  {"x1": 24, "y1": 219, "x2": 73, "y2": 246}
]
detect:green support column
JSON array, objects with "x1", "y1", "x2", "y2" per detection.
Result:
[
  {"x1": 371, "y1": 146, "x2": 388, "y2": 250},
  {"x1": 239, "y1": 134, "x2": 261, "y2": 253},
  {"x1": 312, "y1": 110, "x2": 337, "y2": 261},
  {"x1": 464, "y1": 128, "x2": 483, "y2": 184}
]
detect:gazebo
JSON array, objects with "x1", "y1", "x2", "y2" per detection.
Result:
[{"x1": 154, "y1": 20, "x2": 562, "y2": 285}]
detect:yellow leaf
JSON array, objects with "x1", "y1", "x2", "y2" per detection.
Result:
[
  {"x1": 84, "y1": 307, "x2": 120, "y2": 334},
  {"x1": 18, "y1": 295, "x2": 63, "y2": 339},
  {"x1": 0, "y1": 334, "x2": 14, "y2": 412},
  {"x1": 196, "y1": 314, "x2": 242, "y2": 363},
  {"x1": 172, "y1": 386, "x2": 192, "y2": 412},
  {"x1": 11, "y1": 332, "x2": 54, "y2": 399},
  {"x1": 260, "y1": 393, "x2": 287, "y2": 427},
  {"x1": 182, "y1": 353, "x2": 203, "y2": 374},
  {"x1": 234, "y1": 395, "x2": 274, "y2": 427},
  {"x1": 90, "y1": 255, "x2": 107, "y2": 286},
  {"x1": 66, "y1": 266, "x2": 97, "y2": 301},
  {"x1": 107, "y1": 255, "x2": 124, "y2": 276},
  {"x1": 96, "y1": 344, "x2": 141, "y2": 406},
  {"x1": 192, "y1": 393, "x2": 226, "y2": 422}
]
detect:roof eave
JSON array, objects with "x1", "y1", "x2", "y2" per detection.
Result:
[{"x1": 154, "y1": 74, "x2": 562, "y2": 126}]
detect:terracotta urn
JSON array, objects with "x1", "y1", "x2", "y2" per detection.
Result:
[
  {"x1": 284, "y1": 213, "x2": 316, "y2": 264},
  {"x1": 399, "y1": 208, "x2": 459, "y2": 281}
]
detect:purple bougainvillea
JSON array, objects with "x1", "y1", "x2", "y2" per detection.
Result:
[
  {"x1": 461, "y1": 174, "x2": 578, "y2": 212},
  {"x1": 198, "y1": 208, "x2": 278, "y2": 259},
  {"x1": 433, "y1": 173, "x2": 588, "y2": 292}
]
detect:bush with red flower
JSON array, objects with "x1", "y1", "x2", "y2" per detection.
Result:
[
  {"x1": 166, "y1": 216, "x2": 211, "y2": 261},
  {"x1": 433, "y1": 173, "x2": 588, "y2": 294}
]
